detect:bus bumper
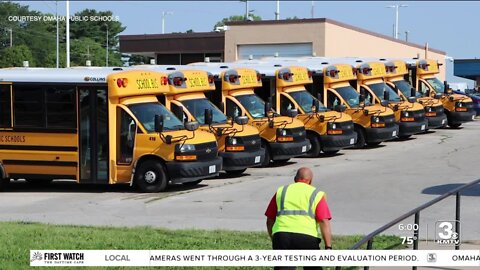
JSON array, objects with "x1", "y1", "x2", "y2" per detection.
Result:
[
  {"x1": 269, "y1": 139, "x2": 311, "y2": 160},
  {"x1": 365, "y1": 125, "x2": 399, "y2": 144},
  {"x1": 320, "y1": 131, "x2": 358, "y2": 152},
  {"x1": 426, "y1": 113, "x2": 448, "y2": 129},
  {"x1": 398, "y1": 119, "x2": 428, "y2": 137},
  {"x1": 166, "y1": 157, "x2": 223, "y2": 184},
  {"x1": 447, "y1": 110, "x2": 476, "y2": 125},
  {"x1": 220, "y1": 148, "x2": 266, "y2": 171}
]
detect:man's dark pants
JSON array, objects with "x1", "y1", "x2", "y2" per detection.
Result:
[{"x1": 272, "y1": 232, "x2": 323, "y2": 270}]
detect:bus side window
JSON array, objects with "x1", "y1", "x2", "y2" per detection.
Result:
[
  {"x1": 327, "y1": 91, "x2": 340, "y2": 109},
  {"x1": 171, "y1": 103, "x2": 187, "y2": 123},
  {"x1": 0, "y1": 85, "x2": 12, "y2": 128},
  {"x1": 226, "y1": 99, "x2": 241, "y2": 119},
  {"x1": 361, "y1": 87, "x2": 373, "y2": 103},
  {"x1": 280, "y1": 95, "x2": 294, "y2": 116},
  {"x1": 117, "y1": 108, "x2": 136, "y2": 165}
]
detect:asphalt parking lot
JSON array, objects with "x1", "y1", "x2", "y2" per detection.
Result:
[{"x1": 1, "y1": 120, "x2": 479, "y2": 242}]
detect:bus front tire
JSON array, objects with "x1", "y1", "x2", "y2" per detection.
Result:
[
  {"x1": 305, "y1": 133, "x2": 320, "y2": 158},
  {"x1": 182, "y1": 180, "x2": 203, "y2": 186},
  {"x1": 448, "y1": 123, "x2": 461, "y2": 129},
  {"x1": 135, "y1": 160, "x2": 167, "y2": 193},
  {"x1": 353, "y1": 126, "x2": 366, "y2": 149},
  {"x1": 225, "y1": 169, "x2": 247, "y2": 176},
  {"x1": 260, "y1": 142, "x2": 271, "y2": 167},
  {"x1": 25, "y1": 179, "x2": 53, "y2": 185}
]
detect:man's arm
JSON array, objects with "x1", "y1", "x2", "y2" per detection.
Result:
[
  {"x1": 318, "y1": 219, "x2": 332, "y2": 249},
  {"x1": 266, "y1": 218, "x2": 275, "y2": 240}
]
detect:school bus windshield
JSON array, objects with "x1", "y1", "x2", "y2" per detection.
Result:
[
  {"x1": 181, "y1": 98, "x2": 227, "y2": 125},
  {"x1": 392, "y1": 80, "x2": 423, "y2": 98},
  {"x1": 426, "y1": 77, "x2": 445, "y2": 93},
  {"x1": 235, "y1": 94, "x2": 267, "y2": 119},
  {"x1": 289, "y1": 90, "x2": 327, "y2": 113},
  {"x1": 128, "y1": 102, "x2": 184, "y2": 132},
  {"x1": 335, "y1": 86, "x2": 371, "y2": 107},
  {"x1": 368, "y1": 82, "x2": 402, "y2": 102}
]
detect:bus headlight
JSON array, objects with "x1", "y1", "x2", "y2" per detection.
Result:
[
  {"x1": 175, "y1": 144, "x2": 197, "y2": 161},
  {"x1": 327, "y1": 122, "x2": 343, "y2": 135},
  {"x1": 456, "y1": 102, "x2": 467, "y2": 112},
  {"x1": 226, "y1": 137, "x2": 245, "y2": 151},
  {"x1": 371, "y1": 116, "x2": 385, "y2": 128},
  {"x1": 401, "y1": 111, "x2": 414, "y2": 122},
  {"x1": 276, "y1": 128, "x2": 293, "y2": 142}
]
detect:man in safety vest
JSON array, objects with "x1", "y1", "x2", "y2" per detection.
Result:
[{"x1": 265, "y1": 167, "x2": 332, "y2": 268}]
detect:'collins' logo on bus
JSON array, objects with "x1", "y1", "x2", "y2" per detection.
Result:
[{"x1": 84, "y1": 76, "x2": 106, "y2": 82}]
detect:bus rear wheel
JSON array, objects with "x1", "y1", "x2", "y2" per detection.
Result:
[{"x1": 135, "y1": 160, "x2": 167, "y2": 193}]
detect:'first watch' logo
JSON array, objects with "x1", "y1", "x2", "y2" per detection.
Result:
[{"x1": 31, "y1": 251, "x2": 43, "y2": 262}]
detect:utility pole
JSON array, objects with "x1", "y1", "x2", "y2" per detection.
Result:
[
  {"x1": 105, "y1": 24, "x2": 109, "y2": 67},
  {"x1": 405, "y1": 30, "x2": 409, "y2": 42},
  {"x1": 66, "y1": 0, "x2": 70, "y2": 68},
  {"x1": 386, "y1": 4, "x2": 408, "y2": 39},
  {"x1": 311, "y1": 1, "x2": 315, "y2": 18},
  {"x1": 275, "y1": 0, "x2": 280, "y2": 20},
  {"x1": 8, "y1": 28, "x2": 12, "y2": 47},
  {"x1": 161, "y1": 11, "x2": 173, "y2": 34},
  {"x1": 56, "y1": 0, "x2": 59, "y2": 68}
]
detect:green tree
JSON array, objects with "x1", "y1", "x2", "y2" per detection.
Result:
[
  {"x1": 0, "y1": 44, "x2": 34, "y2": 67},
  {"x1": 213, "y1": 14, "x2": 261, "y2": 30},
  {"x1": 286, "y1": 16, "x2": 300, "y2": 20}
]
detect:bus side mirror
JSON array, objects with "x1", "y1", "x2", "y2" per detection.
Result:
[
  {"x1": 444, "y1": 81, "x2": 449, "y2": 94},
  {"x1": 381, "y1": 100, "x2": 389, "y2": 107},
  {"x1": 234, "y1": 116, "x2": 249, "y2": 125},
  {"x1": 334, "y1": 104, "x2": 346, "y2": 112},
  {"x1": 312, "y1": 99, "x2": 320, "y2": 113},
  {"x1": 172, "y1": 105, "x2": 184, "y2": 122},
  {"x1": 410, "y1": 87, "x2": 416, "y2": 97},
  {"x1": 426, "y1": 89, "x2": 431, "y2": 97},
  {"x1": 408, "y1": 97, "x2": 417, "y2": 103},
  {"x1": 204, "y1": 109, "x2": 213, "y2": 125},
  {"x1": 265, "y1": 102, "x2": 272, "y2": 116},
  {"x1": 286, "y1": 108, "x2": 298, "y2": 118},
  {"x1": 434, "y1": 93, "x2": 443, "y2": 99},
  {"x1": 184, "y1": 121, "x2": 199, "y2": 132},
  {"x1": 219, "y1": 102, "x2": 225, "y2": 113},
  {"x1": 384, "y1": 90, "x2": 390, "y2": 101},
  {"x1": 359, "y1": 94, "x2": 365, "y2": 103},
  {"x1": 154, "y1": 115, "x2": 164, "y2": 133}
]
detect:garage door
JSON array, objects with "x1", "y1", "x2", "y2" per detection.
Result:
[{"x1": 238, "y1": 43, "x2": 313, "y2": 60}]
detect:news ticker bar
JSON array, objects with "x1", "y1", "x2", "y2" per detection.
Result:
[{"x1": 30, "y1": 250, "x2": 480, "y2": 267}]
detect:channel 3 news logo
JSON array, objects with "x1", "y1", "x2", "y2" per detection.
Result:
[{"x1": 435, "y1": 220, "x2": 460, "y2": 246}]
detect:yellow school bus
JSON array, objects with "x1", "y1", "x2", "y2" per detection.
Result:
[
  {"x1": 0, "y1": 68, "x2": 222, "y2": 192},
  {"x1": 384, "y1": 60, "x2": 447, "y2": 129},
  {"x1": 254, "y1": 65, "x2": 357, "y2": 156},
  {"x1": 306, "y1": 63, "x2": 399, "y2": 148},
  {"x1": 203, "y1": 67, "x2": 311, "y2": 166},
  {"x1": 355, "y1": 61, "x2": 427, "y2": 138},
  {"x1": 158, "y1": 68, "x2": 265, "y2": 175},
  {"x1": 409, "y1": 59, "x2": 475, "y2": 128}
]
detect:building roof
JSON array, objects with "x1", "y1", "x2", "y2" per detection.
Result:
[
  {"x1": 454, "y1": 59, "x2": 480, "y2": 80},
  {"x1": 226, "y1": 18, "x2": 445, "y2": 55}
]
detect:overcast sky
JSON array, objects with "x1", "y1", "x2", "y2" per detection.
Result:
[{"x1": 13, "y1": 1, "x2": 480, "y2": 85}]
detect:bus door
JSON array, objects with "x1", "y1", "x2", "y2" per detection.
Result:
[{"x1": 78, "y1": 87, "x2": 109, "y2": 184}]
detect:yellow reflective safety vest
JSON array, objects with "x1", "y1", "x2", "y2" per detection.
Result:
[{"x1": 272, "y1": 182, "x2": 325, "y2": 238}]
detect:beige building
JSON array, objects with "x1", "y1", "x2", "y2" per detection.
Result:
[
  {"x1": 120, "y1": 18, "x2": 446, "y2": 79},
  {"x1": 225, "y1": 18, "x2": 446, "y2": 79}
]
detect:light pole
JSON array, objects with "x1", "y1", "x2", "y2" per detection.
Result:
[
  {"x1": 56, "y1": 0, "x2": 59, "y2": 68},
  {"x1": 105, "y1": 23, "x2": 109, "y2": 67},
  {"x1": 66, "y1": 0, "x2": 70, "y2": 68},
  {"x1": 386, "y1": 4, "x2": 408, "y2": 39},
  {"x1": 161, "y1": 11, "x2": 173, "y2": 34},
  {"x1": 275, "y1": 0, "x2": 280, "y2": 20}
]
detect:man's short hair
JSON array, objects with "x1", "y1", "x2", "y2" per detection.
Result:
[{"x1": 294, "y1": 167, "x2": 313, "y2": 182}]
